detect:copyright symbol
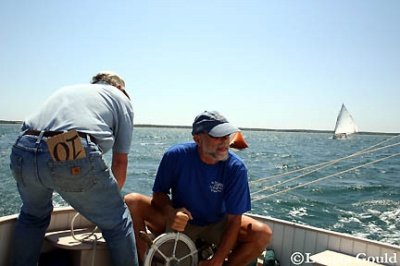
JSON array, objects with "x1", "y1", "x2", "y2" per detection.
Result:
[{"x1": 291, "y1": 252, "x2": 304, "y2": 265}]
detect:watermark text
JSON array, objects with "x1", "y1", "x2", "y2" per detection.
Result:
[{"x1": 356, "y1": 252, "x2": 397, "y2": 264}]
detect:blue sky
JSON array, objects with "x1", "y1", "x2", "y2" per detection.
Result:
[{"x1": 1, "y1": 1, "x2": 399, "y2": 133}]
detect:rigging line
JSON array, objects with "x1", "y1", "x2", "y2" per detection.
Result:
[
  {"x1": 251, "y1": 159, "x2": 339, "y2": 196},
  {"x1": 250, "y1": 141, "x2": 400, "y2": 196},
  {"x1": 251, "y1": 152, "x2": 400, "y2": 203},
  {"x1": 250, "y1": 135, "x2": 400, "y2": 185},
  {"x1": 249, "y1": 135, "x2": 400, "y2": 185},
  {"x1": 249, "y1": 159, "x2": 338, "y2": 185}
]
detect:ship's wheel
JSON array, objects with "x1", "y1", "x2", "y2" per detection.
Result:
[{"x1": 143, "y1": 232, "x2": 198, "y2": 266}]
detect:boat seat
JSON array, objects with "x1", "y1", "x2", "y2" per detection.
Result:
[
  {"x1": 45, "y1": 228, "x2": 110, "y2": 266},
  {"x1": 310, "y1": 250, "x2": 384, "y2": 266}
]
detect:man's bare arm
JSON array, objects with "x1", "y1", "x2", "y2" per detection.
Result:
[{"x1": 111, "y1": 152, "x2": 128, "y2": 189}]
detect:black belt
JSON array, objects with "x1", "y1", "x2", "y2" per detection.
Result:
[{"x1": 23, "y1": 130, "x2": 95, "y2": 143}]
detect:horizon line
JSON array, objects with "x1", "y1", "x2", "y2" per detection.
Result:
[{"x1": 1, "y1": 120, "x2": 398, "y2": 136}]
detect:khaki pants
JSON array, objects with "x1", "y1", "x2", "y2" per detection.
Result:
[{"x1": 167, "y1": 216, "x2": 228, "y2": 246}]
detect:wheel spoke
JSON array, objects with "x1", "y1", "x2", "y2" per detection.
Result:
[
  {"x1": 172, "y1": 232, "x2": 180, "y2": 257},
  {"x1": 177, "y1": 250, "x2": 198, "y2": 262},
  {"x1": 154, "y1": 246, "x2": 170, "y2": 261}
]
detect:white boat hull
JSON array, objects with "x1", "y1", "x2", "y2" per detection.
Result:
[
  {"x1": 1, "y1": 207, "x2": 399, "y2": 265},
  {"x1": 249, "y1": 213, "x2": 399, "y2": 265}
]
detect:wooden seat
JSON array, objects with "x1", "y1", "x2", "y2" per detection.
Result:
[{"x1": 45, "y1": 228, "x2": 110, "y2": 266}]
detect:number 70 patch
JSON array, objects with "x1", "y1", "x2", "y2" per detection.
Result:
[{"x1": 46, "y1": 130, "x2": 87, "y2": 161}]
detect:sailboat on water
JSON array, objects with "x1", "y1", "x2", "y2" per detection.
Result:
[{"x1": 333, "y1": 104, "x2": 359, "y2": 139}]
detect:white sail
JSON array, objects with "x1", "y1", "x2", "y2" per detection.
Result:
[{"x1": 333, "y1": 104, "x2": 358, "y2": 138}]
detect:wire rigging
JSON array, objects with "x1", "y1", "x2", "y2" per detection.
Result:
[
  {"x1": 250, "y1": 134, "x2": 400, "y2": 185},
  {"x1": 250, "y1": 135, "x2": 400, "y2": 200},
  {"x1": 251, "y1": 152, "x2": 400, "y2": 202}
]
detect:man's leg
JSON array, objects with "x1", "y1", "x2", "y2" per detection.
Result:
[
  {"x1": 54, "y1": 153, "x2": 139, "y2": 266},
  {"x1": 60, "y1": 183, "x2": 138, "y2": 265},
  {"x1": 10, "y1": 144, "x2": 54, "y2": 266},
  {"x1": 12, "y1": 183, "x2": 53, "y2": 266},
  {"x1": 227, "y1": 215, "x2": 272, "y2": 265},
  {"x1": 124, "y1": 193, "x2": 166, "y2": 264}
]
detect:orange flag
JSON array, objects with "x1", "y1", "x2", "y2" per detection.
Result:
[{"x1": 229, "y1": 131, "x2": 248, "y2": 150}]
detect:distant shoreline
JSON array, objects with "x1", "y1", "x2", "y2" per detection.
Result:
[
  {"x1": 1, "y1": 120, "x2": 398, "y2": 136},
  {"x1": 135, "y1": 124, "x2": 398, "y2": 136},
  {"x1": 0, "y1": 120, "x2": 22, "y2": 125}
]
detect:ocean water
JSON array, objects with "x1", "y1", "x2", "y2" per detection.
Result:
[{"x1": 1, "y1": 124, "x2": 399, "y2": 245}]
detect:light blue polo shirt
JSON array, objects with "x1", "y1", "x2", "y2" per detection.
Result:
[{"x1": 22, "y1": 83, "x2": 134, "y2": 154}]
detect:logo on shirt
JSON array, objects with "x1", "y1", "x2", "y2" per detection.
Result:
[{"x1": 210, "y1": 181, "x2": 224, "y2": 193}]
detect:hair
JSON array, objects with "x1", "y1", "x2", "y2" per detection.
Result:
[{"x1": 91, "y1": 71, "x2": 126, "y2": 88}]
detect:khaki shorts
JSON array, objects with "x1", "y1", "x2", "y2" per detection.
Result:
[{"x1": 167, "y1": 216, "x2": 228, "y2": 246}]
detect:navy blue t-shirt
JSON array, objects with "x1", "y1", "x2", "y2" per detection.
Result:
[{"x1": 153, "y1": 142, "x2": 251, "y2": 226}]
